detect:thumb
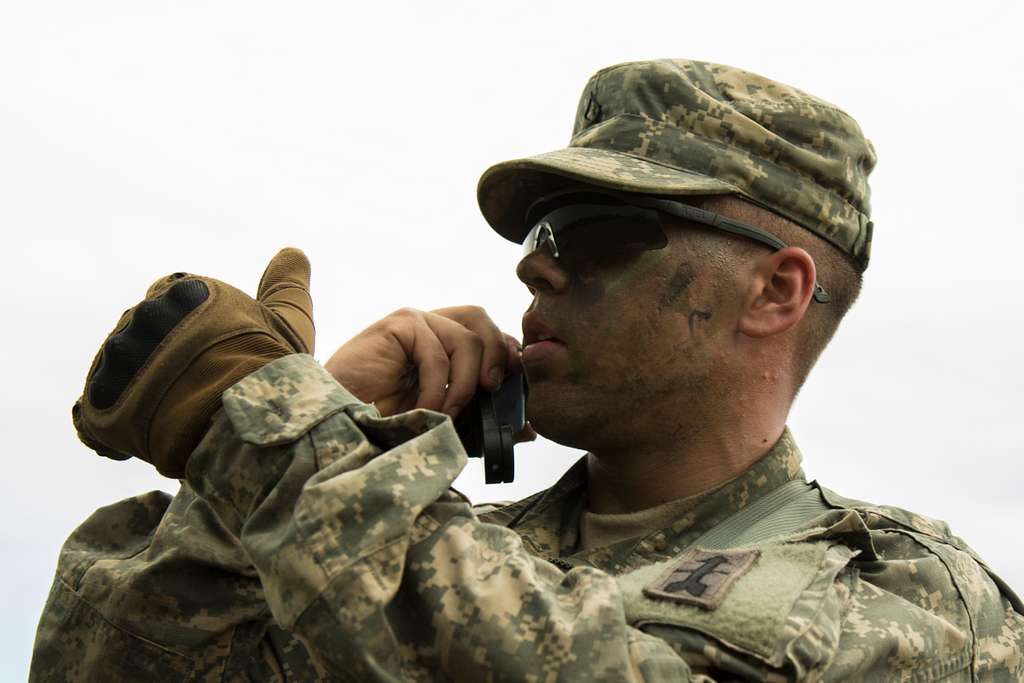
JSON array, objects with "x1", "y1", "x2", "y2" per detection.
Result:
[{"x1": 257, "y1": 247, "x2": 315, "y2": 355}]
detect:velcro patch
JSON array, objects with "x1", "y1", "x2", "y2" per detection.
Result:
[{"x1": 643, "y1": 547, "x2": 760, "y2": 610}]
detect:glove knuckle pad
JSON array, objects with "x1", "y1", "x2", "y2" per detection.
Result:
[{"x1": 89, "y1": 279, "x2": 210, "y2": 410}]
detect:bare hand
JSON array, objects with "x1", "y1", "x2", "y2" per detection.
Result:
[{"x1": 324, "y1": 307, "x2": 529, "y2": 427}]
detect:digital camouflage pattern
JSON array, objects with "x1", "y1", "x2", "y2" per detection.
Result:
[
  {"x1": 32, "y1": 355, "x2": 1024, "y2": 681},
  {"x1": 478, "y1": 59, "x2": 877, "y2": 270}
]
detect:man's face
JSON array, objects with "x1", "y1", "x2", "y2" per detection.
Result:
[{"x1": 516, "y1": 219, "x2": 741, "y2": 452}]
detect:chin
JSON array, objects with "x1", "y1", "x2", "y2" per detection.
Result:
[{"x1": 525, "y1": 385, "x2": 603, "y2": 451}]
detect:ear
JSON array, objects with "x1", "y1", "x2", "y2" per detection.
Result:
[{"x1": 737, "y1": 247, "x2": 816, "y2": 338}]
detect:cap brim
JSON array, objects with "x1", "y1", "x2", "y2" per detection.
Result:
[{"x1": 477, "y1": 147, "x2": 737, "y2": 243}]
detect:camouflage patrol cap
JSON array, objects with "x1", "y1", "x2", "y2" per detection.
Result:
[{"x1": 478, "y1": 59, "x2": 877, "y2": 270}]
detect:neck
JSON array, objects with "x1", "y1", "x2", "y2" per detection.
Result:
[{"x1": 584, "y1": 376, "x2": 790, "y2": 515}]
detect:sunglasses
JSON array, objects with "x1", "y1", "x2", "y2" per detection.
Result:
[{"x1": 521, "y1": 190, "x2": 831, "y2": 304}]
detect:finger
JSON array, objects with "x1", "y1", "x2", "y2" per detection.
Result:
[
  {"x1": 145, "y1": 271, "x2": 194, "y2": 300},
  {"x1": 407, "y1": 316, "x2": 451, "y2": 413},
  {"x1": 504, "y1": 334, "x2": 524, "y2": 376},
  {"x1": 514, "y1": 422, "x2": 538, "y2": 444},
  {"x1": 422, "y1": 313, "x2": 484, "y2": 417},
  {"x1": 257, "y1": 247, "x2": 315, "y2": 354},
  {"x1": 431, "y1": 306, "x2": 508, "y2": 390}
]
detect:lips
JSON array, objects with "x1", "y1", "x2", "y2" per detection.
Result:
[
  {"x1": 521, "y1": 314, "x2": 568, "y2": 370},
  {"x1": 522, "y1": 314, "x2": 566, "y2": 348}
]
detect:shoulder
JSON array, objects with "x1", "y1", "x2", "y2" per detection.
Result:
[
  {"x1": 33, "y1": 490, "x2": 190, "y2": 680},
  {"x1": 614, "y1": 485, "x2": 1024, "y2": 681},
  {"x1": 819, "y1": 486, "x2": 1024, "y2": 679},
  {"x1": 819, "y1": 485, "x2": 1024, "y2": 615},
  {"x1": 33, "y1": 485, "x2": 267, "y2": 681},
  {"x1": 55, "y1": 490, "x2": 174, "y2": 587}
]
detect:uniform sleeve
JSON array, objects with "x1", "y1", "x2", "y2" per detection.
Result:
[
  {"x1": 183, "y1": 354, "x2": 698, "y2": 682},
  {"x1": 28, "y1": 482, "x2": 321, "y2": 681}
]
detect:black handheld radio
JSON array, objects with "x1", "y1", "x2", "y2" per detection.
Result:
[{"x1": 454, "y1": 373, "x2": 527, "y2": 484}]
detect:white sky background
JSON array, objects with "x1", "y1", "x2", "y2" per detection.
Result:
[{"x1": 2, "y1": 0, "x2": 1022, "y2": 677}]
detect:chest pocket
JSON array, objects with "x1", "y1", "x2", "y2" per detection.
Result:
[{"x1": 617, "y1": 540, "x2": 855, "y2": 679}]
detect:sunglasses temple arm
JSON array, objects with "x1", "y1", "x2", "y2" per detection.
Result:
[{"x1": 647, "y1": 200, "x2": 832, "y2": 304}]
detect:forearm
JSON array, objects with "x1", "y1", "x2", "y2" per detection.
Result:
[{"x1": 187, "y1": 354, "x2": 693, "y2": 681}]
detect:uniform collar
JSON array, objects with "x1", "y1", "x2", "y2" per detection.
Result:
[{"x1": 503, "y1": 427, "x2": 806, "y2": 573}]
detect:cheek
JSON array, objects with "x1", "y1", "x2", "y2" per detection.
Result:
[
  {"x1": 570, "y1": 294, "x2": 681, "y2": 378},
  {"x1": 567, "y1": 251, "x2": 664, "y2": 309},
  {"x1": 568, "y1": 275, "x2": 606, "y2": 309},
  {"x1": 562, "y1": 254, "x2": 710, "y2": 375}
]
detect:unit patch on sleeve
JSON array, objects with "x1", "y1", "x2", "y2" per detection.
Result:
[{"x1": 642, "y1": 547, "x2": 760, "y2": 610}]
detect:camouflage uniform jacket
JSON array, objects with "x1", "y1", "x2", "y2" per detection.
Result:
[{"x1": 31, "y1": 355, "x2": 1024, "y2": 681}]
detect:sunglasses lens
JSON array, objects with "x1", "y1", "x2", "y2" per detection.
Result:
[
  {"x1": 522, "y1": 222, "x2": 557, "y2": 259},
  {"x1": 522, "y1": 206, "x2": 667, "y2": 274}
]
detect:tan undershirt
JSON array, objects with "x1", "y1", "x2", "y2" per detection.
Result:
[{"x1": 578, "y1": 492, "x2": 706, "y2": 552}]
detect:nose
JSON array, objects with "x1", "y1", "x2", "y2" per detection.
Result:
[{"x1": 516, "y1": 247, "x2": 571, "y2": 293}]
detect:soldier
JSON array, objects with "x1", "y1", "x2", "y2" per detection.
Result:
[{"x1": 32, "y1": 60, "x2": 1024, "y2": 681}]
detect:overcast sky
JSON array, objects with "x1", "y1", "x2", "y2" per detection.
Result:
[{"x1": 2, "y1": 1, "x2": 1022, "y2": 678}]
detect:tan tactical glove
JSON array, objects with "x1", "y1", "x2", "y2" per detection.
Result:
[{"x1": 73, "y1": 248, "x2": 315, "y2": 479}]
